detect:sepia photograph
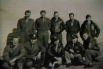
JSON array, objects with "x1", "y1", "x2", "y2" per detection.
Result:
[{"x1": 0, "y1": 0, "x2": 103, "y2": 69}]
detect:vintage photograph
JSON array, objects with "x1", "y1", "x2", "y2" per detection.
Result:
[{"x1": 0, "y1": 0, "x2": 103, "y2": 69}]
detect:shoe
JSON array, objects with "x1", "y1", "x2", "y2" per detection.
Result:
[
  {"x1": 54, "y1": 64, "x2": 59, "y2": 68},
  {"x1": 84, "y1": 64, "x2": 93, "y2": 68},
  {"x1": 66, "y1": 63, "x2": 71, "y2": 67},
  {"x1": 94, "y1": 59, "x2": 99, "y2": 62},
  {"x1": 47, "y1": 66, "x2": 52, "y2": 69}
]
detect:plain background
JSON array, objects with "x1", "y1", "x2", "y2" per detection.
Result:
[{"x1": 0, "y1": 0, "x2": 103, "y2": 56}]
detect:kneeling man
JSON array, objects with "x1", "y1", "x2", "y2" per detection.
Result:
[
  {"x1": 3, "y1": 35, "x2": 25, "y2": 69},
  {"x1": 24, "y1": 35, "x2": 46, "y2": 69}
]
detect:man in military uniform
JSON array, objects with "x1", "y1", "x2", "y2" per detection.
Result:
[
  {"x1": 64, "y1": 35, "x2": 84, "y2": 67},
  {"x1": 82, "y1": 32, "x2": 100, "y2": 68},
  {"x1": 3, "y1": 36, "x2": 25, "y2": 69},
  {"x1": 65, "y1": 13, "x2": 80, "y2": 43},
  {"x1": 24, "y1": 35, "x2": 46, "y2": 69},
  {"x1": 35, "y1": 10, "x2": 51, "y2": 49},
  {"x1": 50, "y1": 11, "x2": 65, "y2": 45},
  {"x1": 80, "y1": 14, "x2": 100, "y2": 40},
  {"x1": 17, "y1": 10, "x2": 36, "y2": 43},
  {"x1": 46, "y1": 36, "x2": 64, "y2": 69}
]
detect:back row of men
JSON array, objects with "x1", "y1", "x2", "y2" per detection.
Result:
[{"x1": 2, "y1": 10, "x2": 100, "y2": 69}]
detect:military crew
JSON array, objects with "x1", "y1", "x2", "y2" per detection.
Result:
[
  {"x1": 82, "y1": 32, "x2": 100, "y2": 68},
  {"x1": 17, "y1": 10, "x2": 36, "y2": 43},
  {"x1": 65, "y1": 13, "x2": 80, "y2": 43},
  {"x1": 64, "y1": 35, "x2": 84, "y2": 67},
  {"x1": 50, "y1": 11, "x2": 65, "y2": 45},
  {"x1": 3, "y1": 36, "x2": 25, "y2": 69},
  {"x1": 80, "y1": 14, "x2": 100, "y2": 40},
  {"x1": 24, "y1": 35, "x2": 46, "y2": 69},
  {"x1": 35, "y1": 10, "x2": 51, "y2": 49},
  {"x1": 2, "y1": 11, "x2": 101, "y2": 69}
]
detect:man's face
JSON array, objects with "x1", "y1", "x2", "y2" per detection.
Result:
[
  {"x1": 40, "y1": 12, "x2": 46, "y2": 18},
  {"x1": 12, "y1": 38, "x2": 19, "y2": 46},
  {"x1": 54, "y1": 40, "x2": 59, "y2": 45},
  {"x1": 87, "y1": 17, "x2": 91, "y2": 21},
  {"x1": 72, "y1": 38, "x2": 77, "y2": 44},
  {"x1": 31, "y1": 39, "x2": 37, "y2": 44},
  {"x1": 54, "y1": 13, "x2": 59, "y2": 18},
  {"x1": 83, "y1": 33, "x2": 88, "y2": 40},
  {"x1": 25, "y1": 12, "x2": 31, "y2": 19},
  {"x1": 69, "y1": 15, "x2": 74, "y2": 20}
]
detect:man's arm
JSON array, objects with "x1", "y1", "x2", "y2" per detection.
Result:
[
  {"x1": 3, "y1": 46, "x2": 10, "y2": 62},
  {"x1": 48, "y1": 18, "x2": 51, "y2": 30},
  {"x1": 94, "y1": 23, "x2": 100, "y2": 38},
  {"x1": 32, "y1": 19, "x2": 36, "y2": 35},
  {"x1": 17, "y1": 19, "x2": 21, "y2": 35},
  {"x1": 77, "y1": 21, "x2": 80, "y2": 33},
  {"x1": 15, "y1": 44, "x2": 25, "y2": 59}
]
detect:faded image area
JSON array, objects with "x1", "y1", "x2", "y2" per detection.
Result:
[{"x1": 0, "y1": 0, "x2": 103, "y2": 69}]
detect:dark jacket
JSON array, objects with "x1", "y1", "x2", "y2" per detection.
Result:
[
  {"x1": 17, "y1": 18, "x2": 36, "y2": 35},
  {"x1": 83, "y1": 37, "x2": 100, "y2": 51},
  {"x1": 50, "y1": 17, "x2": 65, "y2": 34},
  {"x1": 80, "y1": 20, "x2": 100, "y2": 38},
  {"x1": 64, "y1": 41, "x2": 84, "y2": 55},
  {"x1": 65, "y1": 19, "x2": 80, "y2": 34},
  {"x1": 24, "y1": 40, "x2": 46, "y2": 58},
  {"x1": 35, "y1": 17, "x2": 51, "y2": 31},
  {"x1": 47, "y1": 43, "x2": 64, "y2": 58},
  {"x1": 3, "y1": 43, "x2": 25, "y2": 62}
]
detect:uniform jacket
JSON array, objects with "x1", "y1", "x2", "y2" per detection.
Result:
[
  {"x1": 17, "y1": 17, "x2": 36, "y2": 35},
  {"x1": 3, "y1": 43, "x2": 25, "y2": 62},
  {"x1": 65, "y1": 19, "x2": 80, "y2": 34},
  {"x1": 50, "y1": 17, "x2": 65, "y2": 34},
  {"x1": 47, "y1": 42, "x2": 64, "y2": 58},
  {"x1": 24, "y1": 40, "x2": 46, "y2": 58},
  {"x1": 83, "y1": 37, "x2": 100, "y2": 51},
  {"x1": 80, "y1": 20, "x2": 100, "y2": 38},
  {"x1": 35, "y1": 17, "x2": 51, "y2": 31},
  {"x1": 64, "y1": 41, "x2": 84, "y2": 55}
]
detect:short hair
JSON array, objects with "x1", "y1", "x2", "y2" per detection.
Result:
[
  {"x1": 54, "y1": 11, "x2": 58, "y2": 15},
  {"x1": 69, "y1": 13, "x2": 74, "y2": 16},
  {"x1": 83, "y1": 31, "x2": 88, "y2": 35},
  {"x1": 86, "y1": 14, "x2": 91, "y2": 19},
  {"x1": 40, "y1": 10, "x2": 46, "y2": 14},
  {"x1": 25, "y1": 10, "x2": 31, "y2": 15},
  {"x1": 12, "y1": 35, "x2": 19, "y2": 40}
]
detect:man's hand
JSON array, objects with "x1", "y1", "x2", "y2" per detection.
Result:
[
  {"x1": 54, "y1": 57, "x2": 62, "y2": 64},
  {"x1": 36, "y1": 52, "x2": 41, "y2": 60},
  {"x1": 94, "y1": 37, "x2": 97, "y2": 40},
  {"x1": 33, "y1": 56, "x2": 36, "y2": 60},
  {"x1": 9, "y1": 58, "x2": 17, "y2": 65},
  {"x1": 70, "y1": 49, "x2": 74, "y2": 53},
  {"x1": 33, "y1": 34, "x2": 35, "y2": 37}
]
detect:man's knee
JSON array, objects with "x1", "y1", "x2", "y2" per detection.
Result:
[{"x1": 26, "y1": 60, "x2": 33, "y2": 67}]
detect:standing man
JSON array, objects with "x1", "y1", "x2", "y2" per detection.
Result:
[
  {"x1": 80, "y1": 14, "x2": 100, "y2": 40},
  {"x1": 35, "y1": 10, "x2": 51, "y2": 49},
  {"x1": 50, "y1": 11, "x2": 65, "y2": 45},
  {"x1": 3, "y1": 36, "x2": 25, "y2": 69},
  {"x1": 17, "y1": 10, "x2": 36, "y2": 43},
  {"x1": 82, "y1": 32, "x2": 100, "y2": 68},
  {"x1": 65, "y1": 13, "x2": 80, "y2": 43}
]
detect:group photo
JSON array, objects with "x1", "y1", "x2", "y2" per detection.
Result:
[{"x1": 0, "y1": 0, "x2": 103, "y2": 69}]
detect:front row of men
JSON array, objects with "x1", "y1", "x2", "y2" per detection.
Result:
[{"x1": 2, "y1": 32, "x2": 100, "y2": 69}]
